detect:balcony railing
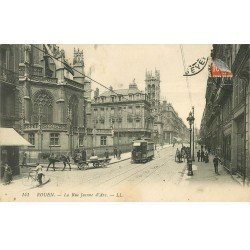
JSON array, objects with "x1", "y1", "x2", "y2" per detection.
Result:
[
  {"x1": 24, "y1": 123, "x2": 67, "y2": 131},
  {"x1": 0, "y1": 66, "x2": 18, "y2": 85}
]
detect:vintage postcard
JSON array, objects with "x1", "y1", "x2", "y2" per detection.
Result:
[{"x1": 0, "y1": 44, "x2": 249, "y2": 202}]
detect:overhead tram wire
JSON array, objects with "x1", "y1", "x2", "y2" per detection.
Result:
[
  {"x1": 30, "y1": 44, "x2": 150, "y2": 119},
  {"x1": 179, "y1": 44, "x2": 193, "y2": 108},
  {"x1": 30, "y1": 44, "x2": 133, "y2": 103}
]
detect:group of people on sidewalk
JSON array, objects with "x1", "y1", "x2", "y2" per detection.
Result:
[
  {"x1": 196, "y1": 146, "x2": 221, "y2": 175},
  {"x1": 196, "y1": 149, "x2": 209, "y2": 163},
  {"x1": 104, "y1": 147, "x2": 122, "y2": 160},
  {"x1": 175, "y1": 145, "x2": 189, "y2": 163}
]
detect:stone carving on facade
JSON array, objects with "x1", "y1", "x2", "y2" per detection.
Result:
[{"x1": 73, "y1": 48, "x2": 84, "y2": 65}]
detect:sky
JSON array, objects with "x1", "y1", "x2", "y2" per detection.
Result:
[{"x1": 61, "y1": 44, "x2": 212, "y2": 129}]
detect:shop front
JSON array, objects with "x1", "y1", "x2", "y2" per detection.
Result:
[{"x1": 0, "y1": 128, "x2": 31, "y2": 179}]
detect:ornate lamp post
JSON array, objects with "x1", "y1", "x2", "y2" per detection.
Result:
[
  {"x1": 192, "y1": 106, "x2": 195, "y2": 161},
  {"x1": 186, "y1": 111, "x2": 194, "y2": 176}
]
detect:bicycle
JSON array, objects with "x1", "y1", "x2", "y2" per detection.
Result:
[{"x1": 22, "y1": 167, "x2": 50, "y2": 187}]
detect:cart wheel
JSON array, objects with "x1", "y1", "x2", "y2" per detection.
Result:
[
  {"x1": 93, "y1": 162, "x2": 99, "y2": 168},
  {"x1": 79, "y1": 163, "x2": 85, "y2": 170}
]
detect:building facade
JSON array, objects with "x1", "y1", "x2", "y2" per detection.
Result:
[
  {"x1": 145, "y1": 69, "x2": 163, "y2": 144},
  {"x1": 0, "y1": 44, "x2": 21, "y2": 176},
  {"x1": 17, "y1": 45, "x2": 92, "y2": 160},
  {"x1": 200, "y1": 44, "x2": 249, "y2": 184},
  {"x1": 92, "y1": 79, "x2": 154, "y2": 153},
  {"x1": 161, "y1": 101, "x2": 189, "y2": 144}
]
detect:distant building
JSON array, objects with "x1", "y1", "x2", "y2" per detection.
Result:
[
  {"x1": 161, "y1": 101, "x2": 189, "y2": 144},
  {"x1": 92, "y1": 79, "x2": 154, "y2": 152},
  {"x1": 17, "y1": 45, "x2": 92, "y2": 160},
  {"x1": 200, "y1": 44, "x2": 249, "y2": 184},
  {"x1": 145, "y1": 69, "x2": 163, "y2": 144}
]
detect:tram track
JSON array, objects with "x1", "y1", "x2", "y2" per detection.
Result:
[{"x1": 94, "y1": 149, "x2": 174, "y2": 188}]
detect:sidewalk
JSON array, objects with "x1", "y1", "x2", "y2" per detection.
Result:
[
  {"x1": 109, "y1": 151, "x2": 131, "y2": 165},
  {"x1": 179, "y1": 155, "x2": 239, "y2": 187}
]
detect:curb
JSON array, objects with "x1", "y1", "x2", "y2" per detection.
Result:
[{"x1": 108, "y1": 157, "x2": 131, "y2": 165}]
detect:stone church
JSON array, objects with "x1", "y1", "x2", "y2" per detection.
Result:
[{"x1": 17, "y1": 45, "x2": 92, "y2": 160}]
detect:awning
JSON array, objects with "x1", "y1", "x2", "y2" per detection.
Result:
[{"x1": 0, "y1": 128, "x2": 32, "y2": 146}]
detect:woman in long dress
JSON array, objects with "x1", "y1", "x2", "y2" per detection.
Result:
[{"x1": 3, "y1": 164, "x2": 12, "y2": 185}]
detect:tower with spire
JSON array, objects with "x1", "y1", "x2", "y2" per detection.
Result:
[
  {"x1": 72, "y1": 48, "x2": 91, "y2": 100},
  {"x1": 145, "y1": 69, "x2": 161, "y2": 114}
]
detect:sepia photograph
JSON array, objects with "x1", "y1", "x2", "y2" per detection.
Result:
[
  {"x1": 1, "y1": 1, "x2": 250, "y2": 250},
  {"x1": 0, "y1": 44, "x2": 249, "y2": 202}
]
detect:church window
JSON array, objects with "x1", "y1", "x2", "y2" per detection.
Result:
[{"x1": 33, "y1": 90, "x2": 53, "y2": 123}]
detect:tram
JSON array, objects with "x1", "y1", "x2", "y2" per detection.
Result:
[{"x1": 131, "y1": 138, "x2": 155, "y2": 163}]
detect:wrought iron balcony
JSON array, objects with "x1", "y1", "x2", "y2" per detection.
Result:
[{"x1": 0, "y1": 66, "x2": 18, "y2": 85}]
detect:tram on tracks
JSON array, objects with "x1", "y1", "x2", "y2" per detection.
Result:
[{"x1": 131, "y1": 138, "x2": 155, "y2": 163}]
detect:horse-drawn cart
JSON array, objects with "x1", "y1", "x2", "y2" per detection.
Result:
[{"x1": 77, "y1": 156, "x2": 111, "y2": 170}]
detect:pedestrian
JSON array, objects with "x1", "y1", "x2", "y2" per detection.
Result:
[
  {"x1": 91, "y1": 148, "x2": 95, "y2": 156},
  {"x1": 81, "y1": 148, "x2": 87, "y2": 162},
  {"x1": 197, "y1": 150, "x2": 201, "y2": 162},
  {"x1": 181, "y1": 146, "x2": 186, "y2": 162},
  {"x1": 213, "y1": 155, "x2": 221, "y2": 174},
  {"x1": 3, "y1": 163, "x2": 12, "y2": 185},
  {"x1": 47, "y1": 153, "x2": 56, "y2": 171},
  {"x1": 175, "y1": 148, "x2": 181, "y2": 162},
  {"x1": 113, "y1": 147, "x2": 117, "y2": 158},
  {"x1": 104, "y1": 149, "x2": 109, "y2": 159},
  {"x1": 22, "y1": 151, "x2": 27, "y2": 166},
  {"x1": 200, "y1": 150, "x2": 205, "y2": 162},
  {"x1": 204, "y1": 150, "x2": 209, "y2": 163},
  {"x1": 61, "y1": 153, "x2": 71, "y2": 171},
  {"x1": 117, "y1": 148, "x2": 122, "y2": 160},
  {"x1": 73, "y1": 148, "x2": 79, "y2": 163},
  {"x1": 35, "y1": 163, "x2": 44, "y2": 185}
]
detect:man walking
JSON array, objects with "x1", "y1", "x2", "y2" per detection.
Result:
[
  {"x1": 117, "y1": 148, "x2": 122, "y2": 160},
  {"x1": 200, "y1": 150, "x2": 205, "y2": 162},
  {"x1": 197, "y1": 150, "x2": 201, "y2": 162},
  {"x1": 213, "y1": 155, "x2": 221, "y2": 174},
  {"x1": 81, "y1": 148, "x2": 87, "y2": 162},
  {"x1": 113, "y1": 147, "x2": 118, "y2": 158},
  {"x1": 104, "y1": 149, "x2": 109, "y2": 159},
  {"x1": 22, "y1": 152, "x2": 27, "y2": 166}
]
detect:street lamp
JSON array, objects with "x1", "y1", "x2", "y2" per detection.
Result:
[
  {"x1": 192, "y1": 106, "x2": 195, "y2": 161},
  {"x1": 186, "y1": 111, "x2": 194, "y2": 176}
]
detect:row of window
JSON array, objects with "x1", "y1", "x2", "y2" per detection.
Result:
[
  {"x1": 95, "y1": 94, "x2": 145, "y2": 103},
  {"x1": 93, "y1": 105, "x2": 143, "y2": 114},
  {"x1": 94, "y1": 117, "x2": 142, "y2": 124},
  {"x1": 28, "y1": 133, "x2": 108, "y2": 147},
  {"x1": 28, "y1": 133, "x2": 61, "y2": 146}
]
